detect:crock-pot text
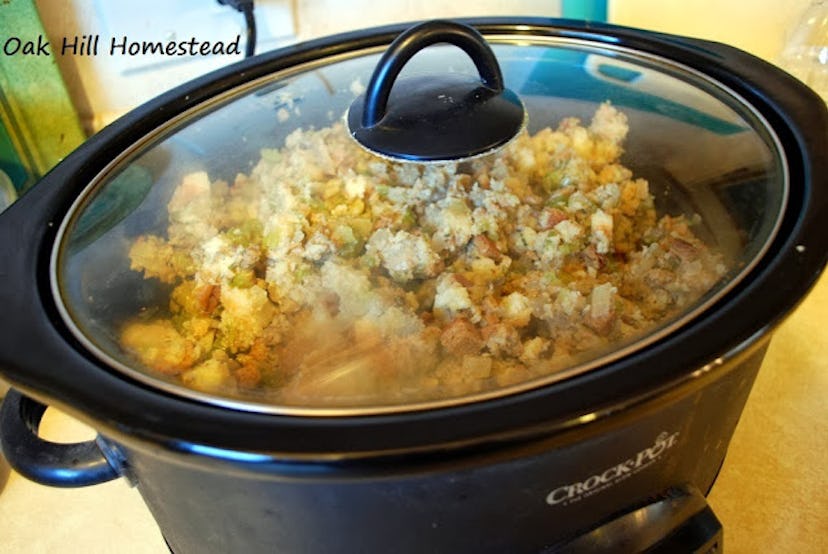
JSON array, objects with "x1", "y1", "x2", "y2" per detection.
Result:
[{"x1": 546, "y1": 431, "x2": 680, "y2": 507}]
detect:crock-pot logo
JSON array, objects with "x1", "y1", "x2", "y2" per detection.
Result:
[{"x1": 546, "y1": 431, "x2": 680, "y2": 507}]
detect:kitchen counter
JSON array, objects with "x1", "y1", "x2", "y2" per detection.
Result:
[
  {"x1": 1, "y1": 272, "x2": 826, "y2": 553},
  {"x1": 706, "y1": 270, "x2": 828, "y2": 552}
]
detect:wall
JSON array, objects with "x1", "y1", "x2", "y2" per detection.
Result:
[
  {"x1": 609, "y1": 0, "x2": 812, "y2": 63},
  {"x1": 29, "y1": 1, "x2": 817, "y2": 133},
  {"x1": 293, "y1": 0, "x2": 561, "y2": 39},
  {"x1": 34, "y1": 0, "x2": 297, "y2": 133},
  {"x1": 33, "y1": 0, "x2": 562, "y2": 133}
]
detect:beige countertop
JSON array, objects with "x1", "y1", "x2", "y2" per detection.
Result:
[
  {"x1": 1, "y1": 272, "x2": 826, "y2": 553},
  {"x1": 707, "y1": 270, "x2": 828, "y2": 552}
]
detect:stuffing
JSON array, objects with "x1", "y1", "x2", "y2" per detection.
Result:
[
  {"x1": 590, "y1": 209, "x2": 614, "y2": 254},
  {"x1": 129, "y1": 235, "x2": 190, "y2": 284},
  {"x1": 181, "y1": 358, "x2": 234, "y2": 393},
  {"x1": 217, "y1": 284, "x2": 277, "y2": 353},
  {"x1": 365, "y1": 228, "x2": 441, "y2": 283},
  {"x1": 433, "y1": 273, "x2": 477, "y2": 320},
  {"x1": 121, "y1": 320, "x2": 201, "y2": 375},
  {"x1": 121, "y1": 103, "x2": 725, "y2": 407}
]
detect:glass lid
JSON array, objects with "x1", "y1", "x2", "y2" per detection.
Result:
[{"x1": 52, "y1": 22, "x2": 787, "y2": 415}]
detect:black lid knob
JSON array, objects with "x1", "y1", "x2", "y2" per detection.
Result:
[{"x1": 347, "y1": 20, "x2": 526, "y2": 162}]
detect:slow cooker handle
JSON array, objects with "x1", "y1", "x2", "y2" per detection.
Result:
[
  {"x1": 0, "y1": 389, "x2": 121, "y2": 487},
  {"x1": 359, "y1": 20, "x2": 504, "y2": 127},
  {"x1": 347, "y1": 20, "x2": 525, "y2": 162}
]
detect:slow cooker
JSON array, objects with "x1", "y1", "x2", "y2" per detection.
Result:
[{"x1": 0, "y1": 18, "x2": 826, "y2": 553}]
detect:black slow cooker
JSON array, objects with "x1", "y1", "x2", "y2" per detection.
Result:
[{"x1": 0, "y1": 18, "x2": 826, "y2": 554}]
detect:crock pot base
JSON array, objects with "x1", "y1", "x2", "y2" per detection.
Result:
[{"x1": 551, "y1": 486, "x2": 723, "y2": 553}]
